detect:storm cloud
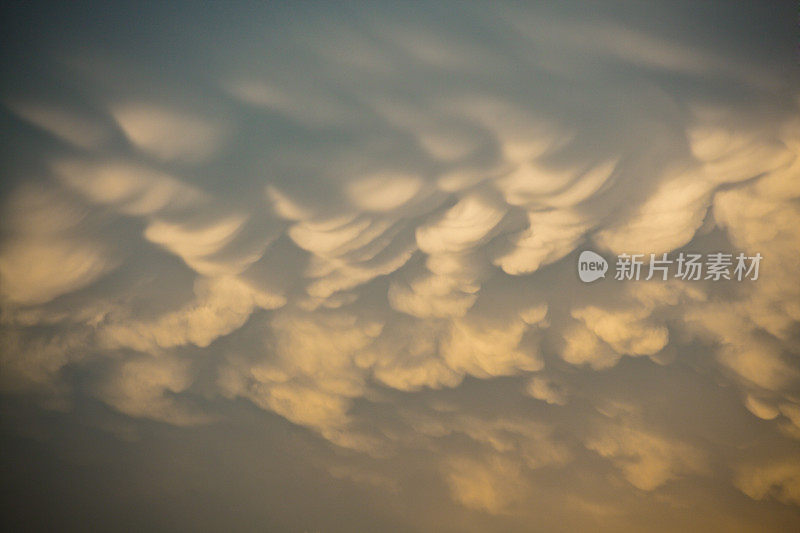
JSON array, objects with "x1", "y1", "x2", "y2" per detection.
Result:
[{"x1": 2, "y1": 1, "x2": 799, "y2": 531}]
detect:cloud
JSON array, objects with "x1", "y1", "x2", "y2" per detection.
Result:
[
  {"x1": 96, "y1": 354, "x2": 209, "y2": 426},
  {"x1": 388, "y1": 264, "x2": 482, "y2": 319},
  {"x1": 441, "y1": 313, "x2": 542, "y2": 378},
  {"x1": 8, "y1": 99, "x2": 111, "y2": 150},
  {"x1": 735, "y1": 458, "x2": 800, "y2": 506},
  {"x1": 100, "y1": 275, "x2": 285, "y2": 351},
  {"x1": 571, "y1": 306, "x2": 669, "y2": 358},
  {"x1": 526, "y1": 376, "x2": 568, "y2": 406},
  {"x1": 368, "y1": 317, "x2": 460, "y2": 391},
  {"x1": 0, "y1": 239, "x2": 110, "y2": 306},
  {"x1": 53, "y1": 158, "x2": 203, "y2": 216},
  {"x1": 594, "y1": 168, "x2": 712, "y2": 255},
  {"x1": 496, "y1": 158, "x2": 617, "y2": 209},
  {"x1": 345, "y1": 172, "x2": 424, "y2": 212},
  {"x1": 744, "y1": 395, "x2": 780, "y2": 421},
  {"x1": 586, "y1": 422, "x2": 707, "y2": 491},
  {"x1": 493, "y1": 208, "x2": 593, "y2": 275},
  {"x1": 415, "y1": 191, "x2": 508, "y2": 255},
  {"x1": 110, "y1": 102, "x2": 229, "y2": 163},
  {"x1": 560, "y1": 323, "x2": 621, "y2": 370},
  {"x1": 2, "y1": 2, "x2": 800, "y2": 529},
  {"x1": 0, "y1": 185, "x2": 115, "y2": 305},
  {"x1": 144, "y1": 214, "x2": 271, "y2": 276},
  {"x1": 442, "y1": 455, "x2": 529, "y2": 514},
  {"x1": 0, "y1": 326, "x2": 90, "y2": 397},
  {"x1": 217, "y1": 308, "x2": 383, "y2": 447}
]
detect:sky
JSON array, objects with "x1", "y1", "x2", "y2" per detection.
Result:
[{"x1": 1, "y1": 1, "x2": 799, "y2": 531}]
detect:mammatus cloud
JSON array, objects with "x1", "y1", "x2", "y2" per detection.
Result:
[
  {"x1": 0, "y1": 185, "x2": 115, "y2": 305},
  {"x1": 1, "y1": 1, "x2": 799, "y2": 530},
  {"x1": 110, "y1": 102, "x2": 229, "y2": 164},
  {"x1": 735, "y1": 458, "x2": 800, "y2": 507},
  {"x1": 443, "y1": 454, "x2": 530, "y2": 514}
]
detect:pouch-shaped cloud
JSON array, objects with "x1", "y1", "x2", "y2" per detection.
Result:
[
  {"x1": 594, "y1": 168, "x2": 712, "y2": 254},
  {"x1": 100, "y1": 275, "x2": 285, "y2": 352},
  {"x1": 0, "y1": 239, "x2": 110, "y2": 305},
  {"x1": 439, "y1": 418, "x2": 569, "y2": 513},
  {"x1": 572, "y1": 306, "x2": 669, "y2": 358},
  {"x1": 2, "y1": 1, "x2": 800, "y2": 529},
  {"x1": 560, "y1": 323, "x2": 621, "y2": 370},
  {"x1": 8, "y1": 100, "x2": 111, "y2": 150},
  {"x1": 443, "y1": 455, "x2": 529, "y2": 514},
  {"x1": 526, "y1": 376, "x2": 568, "y2": 406},
  {"x1": 96, "y1": 354, "x2": 209, "y2": 426},
  {"x1": 689, "y1": 118, "x2": 796, "y2": 185},
  {"x1": 111, "y1": 102, "x2": 229, "y2": 163},
  {"x1": 0, "y1": 186, "x2": 114, "y2": 305},
  {"x1": 144, "y1": 214, "x2": 266, "y2": 276},
  {"x1": 416, "y1": 191, "x2": 508, "y2": 255},
  {"x1": 744, "y1": 395, "x2": 781, "y2": 421},
  {"x1": 217, "y1": 308, "x2": 384, "y2": 448},
  {"x1": 368, "y1": 318, "x2": 460, "y2": 391},
  {"x1": 442, "y1": 314, "x2": 542, "y2": 378},
  {"x1": 388, "y1": 265, "x2": 480, "y2": 319},
  {"x1": 0, "y1": 326, "x2": 90, "y2": 396},
  {"x1": 493, "y1": 208, "x2": 593, "y2": 274},
  {"x1": 496, "y1": 158, "x2": 617, "y2": 209},
  {"x1": 586, "y1": 422, "x2": 707, "y2": 491},
  {"x1": 345, "y1": 172, "x2": 424, "y2": 212},
  {"x1": 290, "y1": 214, "x2": 396, "y2": 258},
  {"x1": 226, "y1": 78, "x2": 351, "y2": 129},
  {"x1": 304, "y1": 238, "x2": 415, "y2": 300},
  {"x1": 735, "y1": 458, "x2": 800, "y2": 506},
  {"x1": 53, "y1": 158, "x2": 202, "y2": 216}
]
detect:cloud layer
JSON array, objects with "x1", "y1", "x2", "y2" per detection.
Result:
[{"x1": 1, "y1": 1, "x2": 799, "y2": 531}]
